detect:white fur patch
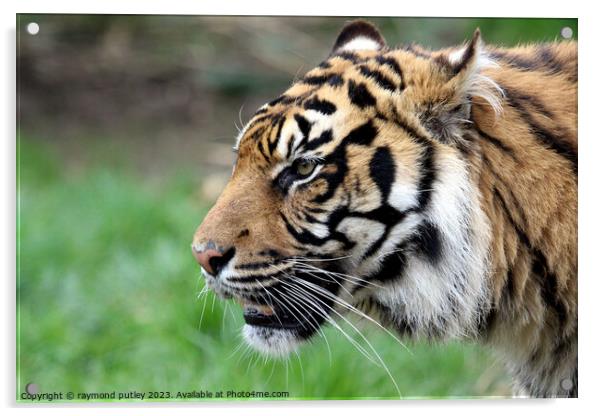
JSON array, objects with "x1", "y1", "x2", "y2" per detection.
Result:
[
  {"x1": 338, "y1": 36, "x2": 381, "y2": 52},
  {"x1": 448, "y1": 46, "x2": 468, "y2": 65},
  {"x1": 337, "y1": 217, "x2": 386, "y2": 262},
  {"x1": 243, "y1": 325, "x2": 301, "y2": 357},
  {"x1": 450, "y1": 41, "x2": 505, "y2": 116},
  {"x1": 388, "y1": 181, "x2": 418, "y2": 213},
  {"x1": 276, "y1": 117, "x2": 302, "y2": 160}
]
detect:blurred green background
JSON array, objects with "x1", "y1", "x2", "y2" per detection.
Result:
[{"x1": 16, "y1": 15, "x2": 576, "y2": 401}]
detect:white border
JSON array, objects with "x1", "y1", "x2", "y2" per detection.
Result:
[{"x1": 2, "y1": 1, "x2": 600, "y2": 415}]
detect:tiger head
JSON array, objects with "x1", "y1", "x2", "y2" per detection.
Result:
[{"x1": 191, "y1": 21, "x2": 498, "y2": 356}]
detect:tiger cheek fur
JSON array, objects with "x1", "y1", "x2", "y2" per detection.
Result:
[{"x1": 191, "y1": 20, "x2": 577, "y2": 398}]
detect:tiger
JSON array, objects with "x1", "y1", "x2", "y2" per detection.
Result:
[{"x1": 191, "y1": 20, "x2": 577, "y2": 398}]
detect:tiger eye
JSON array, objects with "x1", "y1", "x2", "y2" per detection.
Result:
[{"x1": 295, "y1": 160, "x2": 315, "y2": 176}]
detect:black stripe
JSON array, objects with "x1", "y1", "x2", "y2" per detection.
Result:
[
  {"x1": 310, "y1": 148, "x2": 347, "y2": 205},
  {"x1": 367, "y1": 243, "x2": 408, "y2": 283},
  {"x1": 360, "y1": 206, "x2": 408, "y2": 259},
  {"x1": 390, "y1": 110, "x2": 431, "y2": 143},
  {"x1": 477, "y1": 306, "x2": 497, "y2": 336},
  {"x1": 344, "y1": 120, "x2": 378, "y2": 146},
  {"x1": 294, "y1": 114, "x2": 311, "y2": 139},
  {"x1": 302, "y1": 129, "x2": 333, "y2": 152},
  {"x1": 415, "y1": 143, "x2": 436, "y2": 210},
  {"x1": 333, "y1": 51, "x2": 361, "y2": 64},
  {"x1": 369, "y1": 146, "x2": 396, "y2": 203},
  {"x1": 347, "y1": 79, "x2": 376, "y2": 108},
  {"x1": 408, "y1": 221, "x2": 443, "y2": 263},
  {"x1": 389, "y1": 111, "x2": 436, "y2": 211},
  {"x1": 235, "y1": 261, "x2": 282, "y2": 271},
  {"x1": 375, "y1": 55, "x2": 404, "y2": 81},
  {"x1": 502, "y1": 86, "x2": 555, "y2": 118},
  {"x1": 268, "y1": 95, "x2": 295, "y2": 107},
  {"x1": 531, "y1": 248, "x2": 568, "y2": 326},
  {"x1": 537, "y1": 45, "x2": 566, "y2": 76},
  {"x1": 279, "y1": 210, "x2": 352, "y2": 249},
  {"x1": 490, "y1": 50, "x2": 544, "y2": 73},
  {"x1": 326, "y1": 74, "x2": 345, "y2": 87},
  {"x1": 492, "y1": 186, "x2": 567, "y2": 326},
  {"x1": 490, "y1": 46, "x2": 576, "y2": 82},
  {"x1": 482, "y1": 155, "x2": 529, "y2": 229},
  {"x1": 258, "y1": 249, "x2": 282, "y2": 257},
  {"x1": 501, "y1": 267, "x2": 516, "y2": 305},
  {"x1": 302, "y1": 211, "x2": 321, "y2": 224},
  {"x1": 476, "y1": 126, "x2": 518, "y2": 161},
  {"x1": 358, "y1": 65, "x2": 397, "y2": 91},
  {"x1": 257, "y1": 135, "x2": 271, "y2": 162},
  {"x1": 227, "y1": 272, "x2": 282, "y2": 283},
  {"x1": 246, "y1": 114, "x2": 273, "y2": 137},
  {"x1": 302, "y1": 73, "x2": 345, "y2": 87},
  {"x1": 285, "y1": 134, "x2": 295, "y2": 160},
  {"x1": 303, "y1": 97, "x2": 337, "y2": 115},
  {"x1": 246, "y1": 122, "x2": 272, "y2": 161},
  {"x1": 502, "y1": 86, "x2": 577, "y2": 175},
  {"x1": 267, "y1": 115, "x2": 286, "y2": 156}
]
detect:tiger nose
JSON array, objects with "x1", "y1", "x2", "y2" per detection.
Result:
[{"x1": 191, "y1": 243, "x2": 235, "y2": 276}]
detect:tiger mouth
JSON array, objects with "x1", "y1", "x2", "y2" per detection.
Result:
[{"x1": 237, "y1": 298, "x2": 307, "y2": 330}]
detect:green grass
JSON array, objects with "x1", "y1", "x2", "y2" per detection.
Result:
[{"x1": 17, "y1": 138, "x2": 511, "y2": 402}]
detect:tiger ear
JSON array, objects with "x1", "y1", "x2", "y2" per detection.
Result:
[
  {"x1": 421, "y1": 29, "x2": 503, "y2": 144},
  {"x1": 445, "y1": 28, "x2": 503, "y2": 112},
  {"x1": 331, "y1": 20, "x2": 387, "y2": 54},
  {"x1": 438, "y1": 28, "x2": 484, "y2": 76}
]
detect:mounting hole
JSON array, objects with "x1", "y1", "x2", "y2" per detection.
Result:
[
  {"x1": 561, "y1": 378, "x2": 573, "y2": 391},
  {"x1": 560, "y1": 27, "x2": 573, "y2": 39},
  {"x1": 26, "y1": 22, "x2": 40, "y2": 35},
  {"x1": 25, "y1": 383, "x2": 39, "y2": 395}
]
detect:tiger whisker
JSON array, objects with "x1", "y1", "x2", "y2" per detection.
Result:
[
  {"x1": 210, "y1": 289, "x2": 218, "y2": 315},
  {"x1": 276, "y1": 278, "x2": 375, "y2": 362},
  {"x1": 284, "y1": 276, "x2": 402, "y2": 397},
  {"x1": 265, "y1": 358, "x2": 277, "y2": 385},
  {"x1": 287, "y1": 259, "x2": 384, "y2": 290},
  {"x1": 227, "y1": 338, "x2": 247, "y2": 361},
  {"x1": 197, "y1": 288, "x2": 211, "y2": 330},
  {"x1": 292, "y1": 253, "x2": 354, "y2": 262},
  {"x1": 278, "y1": 276, "x2": 380, "y2": 365},
  {"x1": 237, "y1": 102, "x2": 246, "y2": 134},
  {"x1": 287, "y1": 264, "x2": 354, "y2": 297},
  {"x1": 293, "y1": 276, "x2": 412, "y2": 356},
  {"x1": 294, "y1": 349, "x2": 305, "y2": 392},
  {"x1": 255, "y1": 279, "x2": 288, "y2": 329},
  {"x1": 269, "y1": 285, "x2": 325, "y2": 339}
]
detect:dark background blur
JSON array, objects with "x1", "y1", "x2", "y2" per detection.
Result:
[{"x1": 16, "y1": 15, "x2": 577, "y2": 400}]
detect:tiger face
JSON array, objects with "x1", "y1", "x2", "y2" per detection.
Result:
[{"x1": 191, "y1": 21, "x2": 496, "y2": 356}]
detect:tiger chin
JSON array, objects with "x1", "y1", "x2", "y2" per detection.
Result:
[{"x1": 191, "y1": 21, "x2": 577, "y2": 398}]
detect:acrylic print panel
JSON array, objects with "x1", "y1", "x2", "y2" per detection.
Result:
[{"x1": 16, "y1": 14, "x2": 578, "y2": 402}]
